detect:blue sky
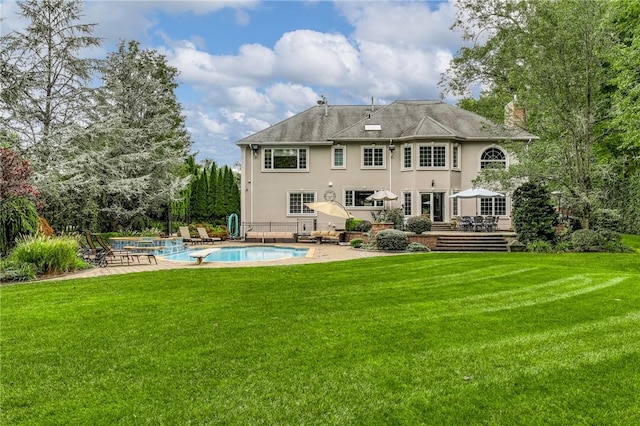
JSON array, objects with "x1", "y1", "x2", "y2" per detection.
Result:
[{"x1": 2, "y1": 0, "x2": 466, "y2": 167}]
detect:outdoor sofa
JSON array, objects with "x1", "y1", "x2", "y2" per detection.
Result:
[{"x1": 244, "y1": 231, "x2": 297, "y2": 243}]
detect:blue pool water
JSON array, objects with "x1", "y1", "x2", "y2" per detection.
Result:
[{"x1": 161, "y1": 246, "x2": 309, "y2": 263}]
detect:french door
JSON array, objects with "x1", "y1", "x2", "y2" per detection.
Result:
[{"x1": 420, "y1": 192, "x2": 444, "y2": 222}]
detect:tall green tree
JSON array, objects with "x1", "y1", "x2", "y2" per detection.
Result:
[
  {"x1": 0, "y1": 0, "x2": 101, "y2": 227},
  {"x1": 81, "y1": 40, "x2": 191, "y2": 230},
  {"x1": 206, "y1": 162, "x2": 218, "y2": 219},
  {"x1": 442, "y1": 0, "x2": 615, "y2": 228}
]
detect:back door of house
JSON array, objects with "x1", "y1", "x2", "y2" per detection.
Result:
[{"x1": 420, "y1": 192, "x2": 444, "y2": 222}]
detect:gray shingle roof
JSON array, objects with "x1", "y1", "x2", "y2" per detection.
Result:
[{"x1": 236, "y1": 100, "x2": 536, "y2": 146}]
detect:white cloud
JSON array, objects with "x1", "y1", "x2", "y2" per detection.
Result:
[
  {"x1": 3, "y1": 0, "x2": 463, "y2": 165},
  {"x1": 273, "y1": 30, "x2": 364, "y2": 87},
  {"x1": 337, "y1": 0, "x2": 460, "y2": 50}
]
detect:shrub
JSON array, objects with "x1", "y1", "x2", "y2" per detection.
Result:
[
  {"x1": 357, "y1": 220, "x2": 372, "y2": 232},
  {"x1": 527, "y1": 239, "x2": 553, "y2": 253},
  {"x1": 0, "y1": 197, "x2": 40, "y2": 256},
  {"x1": 512, "y1": 181, "x2": 558, "y2": 244},
  {"x1": 9, "y1": 235, "x2": 87, "y2": 276},
  {"x1": 0, "y1": 258, "x2": 37, "y2": 282},
  {"x1": 384, "y1": 208, "x2": 405, "y2": 230},
  {"x1": 346, "y1": 218, "x2": 361, "y2": 231},
  {"x1": 349, "y1": 238, "x2": 364, "y2": 248},
  {"x1": 375, "y1": 229, "x2": 408, "y2": 251},
  {"x1": 570, "y1": 229, "x2": 601, "y2": 252},
  {"x1": 407, "y1": 242, "x2": 430, "y2": 252},
  {"x1": 570, "y1": 229, "x2": 624, "y2": 252},
  {"x1": 591, "y1": 209, "x2": 622, "y2": 232},
  {"x1": 406, "y1": 216, "x2": 432, "y2": 234},
  {"x1": 189, "y1": 223, "x2": 229, "y2": 239}
]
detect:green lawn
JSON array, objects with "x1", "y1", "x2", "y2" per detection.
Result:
[
  {"x1": 2, "y1": 252, "x2": 639, "y2": 424},
  {"x1": 622, "y1": 233, "x2": 640, "y2": 252}
]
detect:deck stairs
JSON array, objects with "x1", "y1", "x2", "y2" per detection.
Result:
[
  {"x1": 430, "y1": 222, "x2": 452, "y2": 232},
  {"x1": 433, "y1": 233, "x2": 509, "y2": 252}
]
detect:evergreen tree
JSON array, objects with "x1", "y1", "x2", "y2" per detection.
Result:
[
  {"x1": 206, "y1": 162, "x2": 218, "y2": 220},
  {"x1": 0, "y1": 0, "x2": 101, "y2": 228},
  {"x1": 82, "y1": 40, "x2": 191, "y2": 230},
  {"x1": 512, "y1": 182, "x2": 558, "y2": 245}
]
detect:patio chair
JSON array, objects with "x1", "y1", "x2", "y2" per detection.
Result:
[
  {"x1": 472, "y1": 216, "x2": 485, "y2": 232},
  {"x1": 179, "y1": 226, "x2": 202, "y2": 245},
  {"x1": 483, "y1": 216, "x2": 498, "y2": 232},
  {"x1": 197, "y1": 227, "x2": 221, "y2": 244},
  {"x1": 77, "y1": 238, "x2": 94, "y2": 262},
  {"x1": 459, "y1": 216, "x2": 473, "y2": 231},
  {"x1": 93, "y1": 234, "x2": 133, "y2": 266},
  {"x1": 83, "y1": 231, "x2": 110, "y2": 267}
]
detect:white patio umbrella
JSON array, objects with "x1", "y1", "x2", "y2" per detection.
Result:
[
  {"x1": 304, "y1": 201, "x2": 352, "y2": 219},
  {"x1": 366, "y1": 189, "x2": 399, "y2": 211},
  {"x1": 449, "y1": 188, "x2": 504, "y2": 214},
  {"x1": 366, "y1": 189, "x2": 399, "y2": 201}
]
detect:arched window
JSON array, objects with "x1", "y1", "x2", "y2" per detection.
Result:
[{"x1": 480, "y1": 147, "x2": 506, "y2": 169}]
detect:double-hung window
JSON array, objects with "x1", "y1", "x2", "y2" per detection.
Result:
[
  {"x1": 480, "y1": 197, "x2": 507, "y2": 216},
  {"x1": 402, "y1": 144, "x2": 413, "y2": 170},
  {"x1": 403, "y1": 192, "x2": 412, "y2": 216},
  {"x1": 418, "y1": 144, "x2": 447, "y2": 169},
  {"x1": 452, "y1": 144, "x2": 460, "y2": 170},
  {"x1": 288, "y1": 191, "x2": 316, "y2": 215},
  {"x1": 263, "y1": 148, "x2": 308, "y2": 171},
  {"x1": 361, "y1": 146, "x2": 385, "y2": 169},
  {"x1": 332, "y1": 145, "x2": 346, "y2": 169}
]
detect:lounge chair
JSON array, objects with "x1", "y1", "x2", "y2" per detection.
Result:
[
  {"x1": 197, "y1": 227, "x2": 221, "y2": 244},
  {"x1": 179, "y1": 226, "x2": 202, "y2": 244},
  {"x1": 77, "y1": 238, "x2": 95, "y2": 262},
  {"x1": 83, "y1": 231, "x2": 110, "y2": 267},
  {"x1": 93, "y1": 234, "x2": 134, "y2": 266}
]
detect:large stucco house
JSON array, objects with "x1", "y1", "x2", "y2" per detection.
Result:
[{"x1": 236, "y1": 100, "x2": 535, "y2": 233}]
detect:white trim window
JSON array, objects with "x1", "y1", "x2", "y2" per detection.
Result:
[
  {"x1": 332, "y1": 145, "x2": 346, "y2": 169},
  {"x1": 361, "y1": 146, "x2": 385, "y2": 169},
  {"x1": 288, "y1": 191, "x2": 316, "y2": 215},
  {"x1": 451, "y1": 192, "x2": 459, "y2": 216},
  {"x1": 418, "y1": 143, "x2": 447, "y2": 169},
  {"x1": 402, "y1": 144, "x2": 413, "y2": 170},
  {"x1": 403, "y1": 191, "x2": 412, "y2": 216},
  {"x1": 480, "y1": 197, "x2": 507, "y2": 216},
  {"x1": 263, "y1": 147, "x2": 308, "y2": 171},
  {"x1": 452, "y1": 144, "x2": 460, "y2": 170},
  {"x1": 344, "y1": 189, "x2": 383, "y2": 207},
  {"x1": 480, "y1": 147, "x2": 507, "y2": 170}
]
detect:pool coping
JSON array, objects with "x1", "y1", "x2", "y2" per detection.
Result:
[{"x1": 26, "y1": 242, "x2": 399, "y2": 283}]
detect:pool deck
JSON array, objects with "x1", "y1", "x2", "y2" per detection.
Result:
[{"x1": 37, "y1": 241, "x2": 402, "y2": 283}]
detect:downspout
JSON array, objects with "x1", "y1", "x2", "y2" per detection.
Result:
[
  {"x1": 389, "y1": 139, "x2": 393, "y2": 192},
  {"x1": 250, "y1": 146, "x2": 255, "y2": 223}
]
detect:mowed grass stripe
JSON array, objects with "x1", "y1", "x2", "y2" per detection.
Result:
[{"x1": 2, "y1": 252, "x2": 640, "y2": 424}]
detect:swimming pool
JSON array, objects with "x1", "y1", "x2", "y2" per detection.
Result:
[{"x1": 160, "y1": 246, "x2": 309, "y2": 263}]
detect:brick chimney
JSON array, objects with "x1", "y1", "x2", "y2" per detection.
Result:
[{"x1": 504, "y1": 96, "x2": 526, "y2": 129}]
